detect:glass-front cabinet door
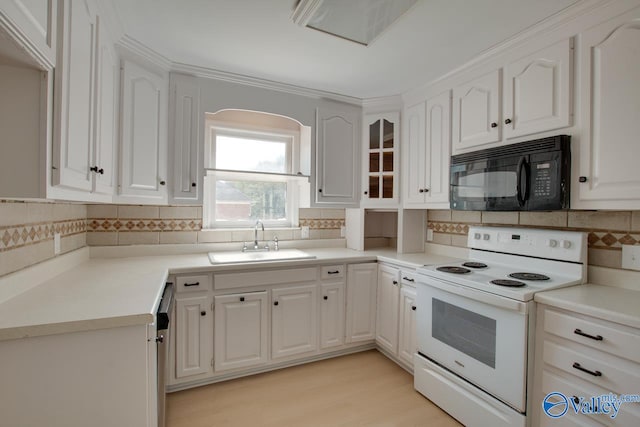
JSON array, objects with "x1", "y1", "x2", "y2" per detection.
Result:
[{"x1": 363, "y1": 112, "x2": 399, "y2": 206}]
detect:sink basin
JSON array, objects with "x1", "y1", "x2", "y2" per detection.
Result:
[{"x1": 208, "y1": 249, "x2": 316, "y2": 265}]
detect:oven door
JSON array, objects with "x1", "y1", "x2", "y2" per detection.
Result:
[{"x1": 416, "y1": 276, "x2": 528, "y2": 412}]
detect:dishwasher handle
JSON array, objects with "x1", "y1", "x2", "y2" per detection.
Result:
[{"x1": 157, "y1": 283, "x2": 174, "y2": 331}]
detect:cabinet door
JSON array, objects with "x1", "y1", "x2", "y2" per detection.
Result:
[
  {"x1": 272, "y1": 284, "x2": 318, "y2": 359},
  {"x1": 577, "y1": 9, "x2": 640, "y2": 203},
  {"x1": 452, "y1": 69, "x2": 501, "y2": 153},
  {"x1": 52, "y1": 0, "x2": 97, "y2": 192},
  {"x1": 175, "y1": 295, "x2": 213, "y2": 379},
  {"x1": 504, "y1": 39, "x2": 572, "y2": 139},
  {"x1": 346, "y1": 263, "x2": 378, "y2": 343},
  {"x1": 398, "y1": 286, "x2": 417, "y2": 367},
  {"x1": 0, "y1": 0, "x2": 57, "y2": 65},
  {"x1": 404, "y1": 102, "x2": 426, "y2": 205},
  {"x1": 320, "y1": 282, "x2": 345, "y2": 349},
  {"x1": 92, "y1": 18, "x2": 116, "y2": 196},
  {"x1": 425, "y1": 91, "x2": 451, "y2": 205},
  {"x1": 214, "y1": 292, "x2": 268, "y2": 372},
  {"x1": 170, "y1": 73, "x2": 202, "y2": 203},
  {"x1": 376, "y1": 264, "x2": 400, "y2": 354},
  {"x1": 362, "y1": 112, "x2": 399, "y2": 206},
  {"x1": 119, "y1": 59, "x2": 168, "y2": 203},
  {"x1": 315, "y1": 105, "x2": 360, "y2": 206}
]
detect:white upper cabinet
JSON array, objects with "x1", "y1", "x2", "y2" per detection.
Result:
[
  {"x1": 0, "y1": 0, "x2": 57, "y2": 65},
  {"x1": 452, "y1": 69, "x2": 501, "y2": 153},
  {"x1": 315, "y1": 104, "x2": 360, "y2": 206},
  {"x1": 504, "y1": 39, "x2": 572, "y2": 139},
  {"x1": 118, "y1": 59, "x2": 168, "y2": 203},
  {"x1": 576, "y1": 7, "x2": 640, "y2": 207},
  {"x1": 362, "y1": 112, "x2": 400, "y2": 207},
  {"x1": 403, "y1": 91, "x2": 451, "y2": 208},
  {"x1": 170, "y1": 73, "x2": 202, "y2": 204},
  {"x1": 52, "y1": 0, "x2": 97, "y2": 192}
]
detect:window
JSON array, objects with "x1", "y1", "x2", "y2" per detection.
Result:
[{"x1": 203, "y1": 115, "x2": 305, "y2": 229}]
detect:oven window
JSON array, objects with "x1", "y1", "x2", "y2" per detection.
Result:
[
  {"x1": 454, "y1": 171, "x2": 517, "y2": 199},
  {"x1": 432, "y1": 299, "x2": 496, "y2": 368}
]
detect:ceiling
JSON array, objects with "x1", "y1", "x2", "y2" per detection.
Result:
[{"x1": 112, "y1": 0, "x2": 579, "y2": 100}]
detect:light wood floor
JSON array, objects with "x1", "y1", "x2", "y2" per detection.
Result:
[{"x1": 167, "y1": 350, "x2": 462, "y2": 427}]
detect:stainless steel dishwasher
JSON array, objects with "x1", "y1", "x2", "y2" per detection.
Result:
[{"x1": 156, "y1": 282, "x2": 174, "y2": 427}]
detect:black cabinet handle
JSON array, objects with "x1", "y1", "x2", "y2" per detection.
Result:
[
  {"x1": 191, "y1": 182, "x2": 196, "y2": 187},
  {"x1": 240, "y1": 297, "x2": 245, "y2": 302},
  {"x1": 364, "y1": 191, "x2": 368, "y2": 195},
  {"x1": 98, "y1": 168, "x2": 104, "y2": 175},
  {"x1": 274, "y1": 301, "x2": 279, "y2": 306},
  {"x1": 572, "y1": 362, "x2": 601, "y2": 377},
  {"x1": 90, "y1": 166, "x2": 98, "y2": 173},
  {"x1": 579, "y1": 176, "x2": 588, "y2": 183},
  {"x1": 411, "y1": 306, "x2": 416, "y2": 311},
  {"x1": 419, "y1": 189, "x2": 424, "y2": 193},
  {"x1": 505, "y1": 118, "x2": 512, "y2": 124},
  {"x1": 327, "y1": 270, "x2": 340, "y2": 275},
  {"x1": 184, "y1": 282, "x2": 200, "y2": 287},
  {"x1": 403, "y1": 277, "x2": 415, "y2": 282},
  {"x1": 200, "y1": 311, "x2": 206, "y2": 316},
  {"x1": 392, "y1": 280, "x2": 398, "y2": 285},
  {"x1": 574, "y1": 328, "x2": 603, "y2": 341},
  {"x1": 490, "y1": 122, "x2": 498, "y2": 128},
  {"x1": 318, "y1": 188, "x2": 322, "y2": 193},
  {"x1": 424, "y1": 188, "x2": 429, "y2": 193},
  {"x1": 160, "y1": 180, "x2": 166, "y2": 186},
  {"x1": 323, "y1": 296, "x2": 328, "y2": 300}
]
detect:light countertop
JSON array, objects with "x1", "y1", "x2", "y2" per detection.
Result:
[
  {"x1": 0, "y1": 247, "x2": 458, "y2": 341},
  {"x1": 535, "y1": 284, "x2": 640, "y2": 329}
]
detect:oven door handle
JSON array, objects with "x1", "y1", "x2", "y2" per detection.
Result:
[{"x1": 516, "y1": 157, "x2": 529, "y2": 207}]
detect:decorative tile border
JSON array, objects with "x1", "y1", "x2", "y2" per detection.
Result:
[
  {"x1": 87, "y1": 218, "x2": 202, "y2": 232},
  {"x1": 0, "y1": 219, "x2": 86, "y2": 252},
  {"x1": 299, "y1": 219, "x2": 345, "y2": 230}
]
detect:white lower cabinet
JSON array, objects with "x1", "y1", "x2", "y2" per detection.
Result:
[
  {"x1": 346, "y1": 263, "x2": 378, "y2": 343},
  {"x1": 175, "y1": 294, "x2": 213, "y2": 379},
  {"x1": 271, "y1": 284, "x2": 318, "y2": 359},
  {"x1": 376, "y1": 264, "x2": 400, "y2": 354},
  {"x1": 214, "y1": 291, "x2": 268, "y2": 372},
  {"x1": 398, "y1": 286, "x2": 417, "y2": 367},
  {"x1": 320, "y1": 281, "x2": 346, "y2": 349}
]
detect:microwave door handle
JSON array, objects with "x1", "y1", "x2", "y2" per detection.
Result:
[{"x1": 516, "y1": 157, "x2": 527, "y2": 207}]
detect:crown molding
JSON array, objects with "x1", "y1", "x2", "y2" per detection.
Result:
[
  {"x1": 117, "y1": 35, "x2": 172, "y2": 71},
  {"x1": 361, "y1": 95, "x2": 403, "y2": 112},
  {"x1": 171, "y1": 62, "x2": 363, "y2": 106}
]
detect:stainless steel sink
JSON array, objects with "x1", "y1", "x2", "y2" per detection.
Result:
[{"x1": 208, "y1": 249, "x2": 316, "y2": 265}]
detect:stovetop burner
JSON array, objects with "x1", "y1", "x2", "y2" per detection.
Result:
[
  {"x1": 509, "y1": 272, "x2": 550, "y2": 281},
  {"x1": 462, "y1": 262, "x2": 488, "y2": 269},
  {"x1": 491, "y1": 279, "x2": 526, "y2": 287},
  {"x1": 436, "y1": 266, "x2": 471, "y2": 274}
]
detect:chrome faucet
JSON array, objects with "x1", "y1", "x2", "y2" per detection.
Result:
[{"x1": 253, "y1": 219, "x2": 264, "y2": 250}]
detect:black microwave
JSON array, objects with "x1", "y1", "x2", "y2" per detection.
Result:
[{"x1": 450, "y1": 135, "x2": 570, "y2": 211}]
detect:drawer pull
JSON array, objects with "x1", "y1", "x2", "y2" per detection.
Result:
[
  {"x1": 184, "y1": 282, "x2": 200, "y2": 287},
  {"x1": 572, "y1": 362, "x2": 602, "y2": 377},
  {"x1": 574, "y1": 328, "x2": 603, "y2": 341},
  {"x1": 327, "y1": 270, "x2": 340, "y2": 275},
  {"x1": 402, "y1": 276, "x2": 415, "y2": 282}
]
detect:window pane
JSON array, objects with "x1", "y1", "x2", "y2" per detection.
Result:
[
  {"x1": 215, "y1": 180, "x2": 287, "y2": 222},
  {"x1": 216, "y1": 135, "x2": 287, "y2": 173}
]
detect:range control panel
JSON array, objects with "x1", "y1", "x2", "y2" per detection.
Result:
[{"x1": 467, "y1": 226, "x2": 586, "y2": 263}]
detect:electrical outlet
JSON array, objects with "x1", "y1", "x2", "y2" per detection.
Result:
[
  {"x1": 426, "y1": 229, "x2": 434, "y2": 241},
  {"x1": 54, "y1": 233, "x2": 61, "y2": 255},
  {"x1": 622, "y1": 245, "x2": 640, "y2": 271},
  {"x1": 301, "y1": 226, "x2": 310, "y2": 239},
  {"x1": 340, "y1": 226, "x2": 345, "y2": 237}
]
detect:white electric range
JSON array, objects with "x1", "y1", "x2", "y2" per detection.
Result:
[{"x1": 414, "y1": 226, "x2": 587, "y2": 427}]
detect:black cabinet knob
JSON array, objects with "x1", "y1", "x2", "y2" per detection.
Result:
[
  {"x1": 424, "y1": 188, "x2": 429, "y2": 193},
  {"x1": 419, "y1": 189, "x2": 424, "y2": 193},
  {"x1": 364, "y1": 191, "x2": 368, "y2": 195},
  {"x1": 579, "y1": 176, "x2": 588, "y2": 183},
  {"x1": 323, "y1": 296, "x2": 328, "y2": 300},
  {"x1": 240, "y1": 297, "x2": 245, "y2": 302},
  {"x1": 274, "y1": 301, "x2": 279, "y2": 306},
  {"x1": 160, "y1": 180, "x2": 166, "y2": 186},
  {"x1": 490, "y1": 122, "x2": 498, "y2": 128},
  {"x1": 318, "y1": 188, "x2": 322, "y2": 193},
  {"x1": 98, "y1": 168, "x2": 104, "y2": 175},
  {"x1": 191, "y1": 182, "x2": 196, "y2": 187},
  {"x1": 505, "y1": 118, "x2": 512, "y2": 124},
  {"x1": 411, "y1": 306, "x2": 417, "y2": 311},
  {"x1": 200, "y1": 311, "x2": 206, "y2": 316},
  {"x1": 90, "y1": 166, "x2": 98, "y2": 173},
  {"x1": 392, "y1": 280, "x2": 398, "y2": 285}
]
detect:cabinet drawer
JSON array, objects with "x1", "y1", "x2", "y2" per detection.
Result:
[
  {"x1": 401, "y1": 270, "x2": 417, "y2": 286},
  {"x1": 176, "y1": 274, "x2": 212, "y2": 293},
  {"x1": 215, "y1": 268, "x2": 317, "y2": 290},
  {"x1": 542, "y1": 340, "x2": 640, "y2": 393},
  {"x1": 540, "y1": 369, "x2": 640, "y2": 427},
  {"x1": 543, "y1": 309, "x2": 640, "y2": 363},
  {"x1": 320, "y1": 265, "x2": 344, "y2": 280}
]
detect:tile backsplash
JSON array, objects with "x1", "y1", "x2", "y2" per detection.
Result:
[
  {"x1": 427, "y1": 209, "x2": 640, "y2": 270},
  {"x1": 0, "y1": 200, "x2": 86, "y2": 277}
]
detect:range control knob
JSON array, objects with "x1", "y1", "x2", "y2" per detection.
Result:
[
  {"x1": 483, "y1": 234, "x2": 490, "y2": 241},
  {"x1": 474, "y1": 233, "x2": 481, "y2": 240},
  {"x1": 547, "y1": 239, "x2": 558, "y2": 248},
  {"x1": 561, "y1": 240, "x2": 572, "y2": 249}
]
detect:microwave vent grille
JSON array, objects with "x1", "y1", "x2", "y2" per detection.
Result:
[{"x1": 451, "y1": 135, "x2": 569, "y2": 164}]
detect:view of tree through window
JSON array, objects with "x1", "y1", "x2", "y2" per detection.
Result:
[{"x1": 215, "y1": 180, "x2": 287, "y2": 222}]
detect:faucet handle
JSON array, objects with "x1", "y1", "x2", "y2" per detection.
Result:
[
  {"x1": 242, "y1": 242, "x2": 248, "y2": 252},
  {"x1": 273, "y1": 236, "x2": 279, "y2": 251}
]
